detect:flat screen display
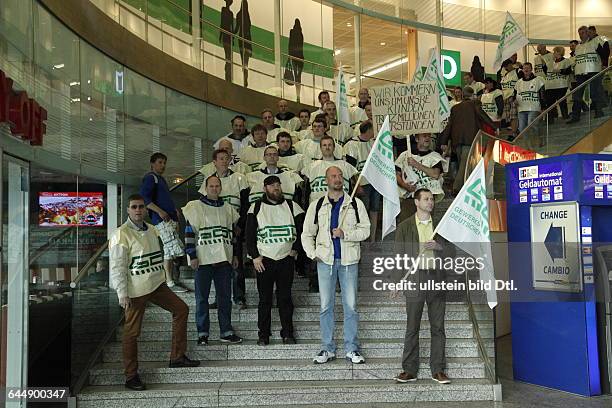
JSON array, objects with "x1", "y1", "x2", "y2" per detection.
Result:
[{"x1": 38, "y1": 192, "x2": 104, "y2": 227}]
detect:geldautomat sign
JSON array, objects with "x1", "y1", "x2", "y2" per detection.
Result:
[
  {"x1": 507, "y1": 160, "x2": 575, "y2": 204},
  {"x1": 583, "y1": 159, "x2": 612, "y2": 201},
  {"x1": 0, "y1": 68, "x2": 47, "y2": 145}
]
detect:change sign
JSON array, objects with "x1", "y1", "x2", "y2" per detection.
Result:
[
  {"x1": 529, "y1": 202, "x2": 583, "y2": 293},
  {"x1": 370, "y1": 81, "x2": 440, "y2": 136}
]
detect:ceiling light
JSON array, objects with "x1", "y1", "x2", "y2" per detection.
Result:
[
  {"x1": 334, "y1": 49, "x2": 342, "y2": 56},
  {"x1": 70, "y1": 98, "x2": 80, "y2": 103},
  {"x1": 69, "y1": 81, "x2": 80, "y2": 86},
  {"x1": 53, "y1": 64, "x2": 65, "y2": 69},
  {"x1": 346, "y1": 22, "x2": 352, "y2": 27},
  {"x1": 380, "y1": 42, "x2": 386, "y2": 46},
  {"x1": 349, "y1": 57, "x2": 408, "y2": 83}
]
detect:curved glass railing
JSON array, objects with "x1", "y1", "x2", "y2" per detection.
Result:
[
  {"x1": 89, "y1": 0, "x2": 422, "y2": 106},
  {"x1": 513, "y1": 66, "x2": 612, "y2": 157}
]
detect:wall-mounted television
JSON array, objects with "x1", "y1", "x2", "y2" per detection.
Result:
[{"x1": 38, "y1": 192, "x2": 104, "y2": 227}]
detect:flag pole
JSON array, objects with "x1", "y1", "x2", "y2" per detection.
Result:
[{"x1": 337, "y1": 173, "x2": 364, "y2": 229}]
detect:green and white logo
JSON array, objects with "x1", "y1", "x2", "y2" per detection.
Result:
[
  {"x1": 257, "y1": 225, "x2": 297, "y2": 243},
  {"x1": 198, "y1": 226, "x2": 233, "y2": 246},
  {"x1": 129, "y1": 251, "x2": 164, "y2": 276}
]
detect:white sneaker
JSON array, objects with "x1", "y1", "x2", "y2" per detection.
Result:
[
  {"x1": 313, "y1": 350, "x2": 335, "y2": 364},
  {"x1": 345, "y1": 351, "x2": 365, "y2": 364},
  {"x1": 168, "y1": 281, "x2": 188, "y2": 293}
]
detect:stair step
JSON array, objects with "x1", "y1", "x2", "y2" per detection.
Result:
[
  {"x1": 139, "y1": 308, "x2": 492, "y2": 324},
  {"x1": 78, "y1": 378, "x2": 495, "y2": 407},
  {"x1": 88, "y1": 357, "x2": 487, "y2": 386},
  {"x1": 116, "y1": 320, "x2": 493, "y2": 341},
  {"x1": 101, "y1": 338, "x2": 494, "y2": 362}
]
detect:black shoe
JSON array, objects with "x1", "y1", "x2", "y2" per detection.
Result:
[
  {"x1": 220, "y1": 334, "x2": 243, "y2": 344},
  {"x1": 209, "y1": 302, "x2": 217, "y2": 309},
  {"x1": 169, "y1": 355, "x2": 201, "y2": 368},
  {"x1": 125, "y1": 374, "x2": 146, "y2": 391},
  {"x1": 197, "y1": 335, "x2": 208, "y2": 345},
  {"x1": 594, "y1": 110, "x2": 604, "y2": 118},
  {"x1": 282, "y1": 337, "x2": 297, "y2": 344},
  {"x1": 257, "y1": 337, "x2": 270, "y2": 346},
  {"x1": 308, "y1": 285, "x2": 319, "y2": 293},
  {"x1": 566, "y1": 117, "x2": 580, "y2": 124},
  {"x1": 237, "y1": 300, "x2": 247, "y2": 310}
]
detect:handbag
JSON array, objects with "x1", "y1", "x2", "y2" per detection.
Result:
[{"x1": 283, "y1": 59, "x2": 295, "y2": 85}]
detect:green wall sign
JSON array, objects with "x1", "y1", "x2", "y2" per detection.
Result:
[{"x1": 441, "y1": 49, "x2": 461, "y2": 87}]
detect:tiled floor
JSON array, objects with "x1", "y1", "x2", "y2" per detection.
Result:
[{"x1": 293, "y1": 334, "x2": 612, "y2": 408}]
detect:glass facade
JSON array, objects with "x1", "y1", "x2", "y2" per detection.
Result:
[{"x1": 88, "y1": 0, "x2": 611, "y2": 105}]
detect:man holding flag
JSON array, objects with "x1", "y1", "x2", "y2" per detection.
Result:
[{"x1": 392, "y1": 158, "x2": 497, "y2": 383}]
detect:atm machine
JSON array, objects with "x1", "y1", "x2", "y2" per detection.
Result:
[
  {"x1": 505, "y1": 154, "x2": 612, "y2": 396},
  {"x1": 595, "y1": 245, "x2": 612, "y2": 394}
]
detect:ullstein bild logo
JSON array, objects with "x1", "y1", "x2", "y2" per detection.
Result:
[
  {"x1": 0, "y1": 69, "x2": 47, "y2": 145},
  {"x1": 519, "y1": 165, "x2": 538, "y2": 180}
]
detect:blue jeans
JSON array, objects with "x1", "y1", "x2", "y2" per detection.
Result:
[
  {"x1": 317, "y1": 260, "x2": 360, "y2": 353},
  {"x1": 518, "y1": 110, "x2": 539, "y2": 133},
  {"x1": 194, "y1": 263, "x2": 234, "y2": 337}
]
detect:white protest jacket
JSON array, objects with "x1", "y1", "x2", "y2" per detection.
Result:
[
  {"x1": 481, "y1": 89, "x2": 504, "y2": 121},
  {"x1": 575, "y1": 38, "x2": 604, "y2": 75},
  {"x1": 395, "y1": 151, "x2": 447, "y2": 201},
  {"x1": 182, "y1": 199, "x2": 239, "y2": 265},
  {"x1": 198, "y1": 170, "x2": 249, "y2": 211},
  {"x1": 247, "y1": 168, "x2": 302, "y2": 203},
  {"x1": 515, "y1": 76, "x2": 545, "y2": 112},
  {"x1": 501, "y1": 69, "x2": 520, "y2": 100},
  {"x1": 301, "y1": 193, "x2": 370, "y2": 266},
  {"x1": 109, "y1": 219, "x2": 165, "y2": 299},
  {"x1": 301, "y1": 159, "x2": 358, "y2": 203}
]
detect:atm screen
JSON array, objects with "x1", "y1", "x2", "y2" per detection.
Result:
[{"x1": 38, "y1": 192, "x2": 104, "y2": 227}]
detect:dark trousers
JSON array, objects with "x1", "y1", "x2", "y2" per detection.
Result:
[
  {"x1": 453, "y1": 145, "x2": 471, "y2": 193},
  {"x1": 223, "y1": 41, "x2": 232, "y2": 81},
  {"x1": 401, "y1": 272, "x2": 447, "y2": 376},
  {"x1": 572, "y1": 73, "x2": 606, "y2": 118},
  {"x1": 256, "y1": 256, "x2": 295, "y2": 338},
  {"x1": 123, "y1": 283, "x2": 188, "y2": 379},
  {"x1": 545, "y1": 88, "x2": 568, "y2": 119},
  {"x1": 195, "y1": 263, "x2": 234, "y2": 337},
  {"x1": 232, "y1": 247, "x2": 246, "y2": 303}
]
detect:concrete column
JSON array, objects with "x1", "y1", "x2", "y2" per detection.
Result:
[
  {"x1": 274, "y1": 0, "x2": 282, "y2": 91},
  {"x1": 191, "y1": 0, "x2": 201, "y2": 69}
]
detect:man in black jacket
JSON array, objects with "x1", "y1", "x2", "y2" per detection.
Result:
[{"x1": 246, "y1": 176, "x2": 305, "y2": 346}]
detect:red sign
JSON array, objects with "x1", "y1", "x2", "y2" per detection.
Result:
[
  {"x1": 0, "y1": 69, "x2": 47, "y2": 146},
  {"x1": 497, "y1": 141, "x2": 536, "y2": 165}
]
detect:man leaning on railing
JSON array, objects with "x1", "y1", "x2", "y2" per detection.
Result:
[{"x1": 109, "y1": 194, "x2": 200, "y2": 391}]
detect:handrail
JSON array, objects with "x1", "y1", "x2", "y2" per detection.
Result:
[
  {"x1": 513, "y1": 65, "x2": 612, "y2": 142},
  {"x1": 461, "y1": 130, "x2": 498, "y2": 384},
  {"x1": 69, "y1": 170, "x2": 201, "y2": 287}
]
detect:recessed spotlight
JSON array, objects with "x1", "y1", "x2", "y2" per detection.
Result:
[
  {"x1": 53, "y1": 64, "x2": 65, "y2": 69},
  {"x1": 380, "y1": 42, "x2": 386, "y2": 46},
  {"x1": 334, "y1": 49, "x2": 342, "y2": 56},
  {"x1": 346, "y1": 22, "x2": 352, "y2": 27}
]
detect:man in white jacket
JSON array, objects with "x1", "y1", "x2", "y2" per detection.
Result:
[
  {"x1": 110, "y1": 194, "x2": 199, "y2": 391},
  {"x1": 301, "y1": 166, "x2": 370, "y2": 365}
]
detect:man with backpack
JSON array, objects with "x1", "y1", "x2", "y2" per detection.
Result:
[
  {"x1": 301, "y1": 166, "x2": 370, "y2": 365},
  {"x1": 246, "y1": 175, "x2": 305, "y2": 346},
  {"x1": 140, "y1": 152, "x2": 186, "y2": 292}
]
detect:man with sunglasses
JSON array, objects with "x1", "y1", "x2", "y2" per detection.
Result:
[{"x1": 110, "y1": 194, "x2": 199, "y2": 392}]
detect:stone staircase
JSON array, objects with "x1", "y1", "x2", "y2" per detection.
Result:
[{"x1": 77, "y1": 243, "x2": 497, "y2": 407}]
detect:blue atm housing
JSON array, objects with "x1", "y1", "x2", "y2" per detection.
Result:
[{"x1": 505, "y1": 154, "x2": 612, "y2": 396}]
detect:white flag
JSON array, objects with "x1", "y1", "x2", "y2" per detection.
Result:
[
  {"x1": 336, "y1": 68, "x2": 351, "y2": 125},
  {"x1": 423, "y1": 47, "x2": 451, "y2": 121},
  {"x1": 493, "y1": 12, "x2": 529, "y2": 71},
  {"x1": 434, "y1": 158, "x2": 498, "y2": 309},
  {"x1": 360, "y1": 116, "x2": 400, "y2": 239}
]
